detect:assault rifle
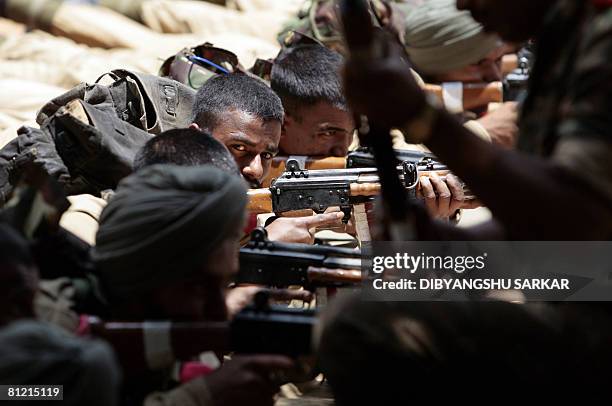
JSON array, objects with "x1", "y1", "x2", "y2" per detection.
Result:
[
  {"x1": 247, "y1": 158, "x2": 473, "y2": 222},
  {"x1": 88, "y1": 292, "x2": 316, "y2": 376},
  {"x1": 238, "y1": 228, "x2": 362, "y2": 289}
]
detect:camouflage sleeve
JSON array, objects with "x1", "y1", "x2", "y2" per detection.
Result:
[
  {"x1": 552, "y1": 136, "x2": 612, "y2": 208},
  {"x1": 554, "y1": 7, "x2": 612, "y2": 207},
  {"x1": 144, "y1": 377, "x2": 213, "y2": 406},
  {"x1": 557, "y1": 7, "x2": 612, "y2": 143}
]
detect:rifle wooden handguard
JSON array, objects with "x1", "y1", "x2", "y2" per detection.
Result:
[
  {"x1": 424, "y1": 82, "x2": 503, "y2": 111},
  {"x1": 247, "y1": 189, "x2": 273, "y2": 214},
  {"x1": 307, "y1": 267, "x2": 362, "y2": 284}
]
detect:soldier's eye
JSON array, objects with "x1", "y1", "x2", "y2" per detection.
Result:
[
  {"x1": 261, "y1": 152, "x2": 273, "y2": 160},
  {"x1": 232, "y1": 144, "x2": 246, "y2": 152}
]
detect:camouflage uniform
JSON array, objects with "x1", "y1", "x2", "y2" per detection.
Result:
[{"x1": 518, "y1": 0, "x2": 612, "y2": 208}]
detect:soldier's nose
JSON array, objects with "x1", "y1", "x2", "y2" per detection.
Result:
[{"x1": 243, "y1": 156, "x2": 264, "y2": 182}]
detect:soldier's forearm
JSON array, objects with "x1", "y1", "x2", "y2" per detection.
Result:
[{"x1": 425, "y1": 111, "x2": 611, "y2": 240}]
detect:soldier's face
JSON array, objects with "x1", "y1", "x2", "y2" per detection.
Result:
[
  {"x1": 279, "y1": 102, "x2": 355, "y2": 157},
  {"x1": 150, "y1": 222, "x2": 243, "y2": 322},
  {"x1": 431, "y1": 44, "x2": 508, "y2": 83},
  {"x1": 203, "y1": 110, "x2": 280, "y2": 188},
  {"x1": 456, "y1": 0, "x2": 554, "y2": 42}
]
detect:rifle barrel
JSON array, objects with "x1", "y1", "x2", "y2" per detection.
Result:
[{"x1": 254, "y1": 240, "x2": 361, "y2": 259}]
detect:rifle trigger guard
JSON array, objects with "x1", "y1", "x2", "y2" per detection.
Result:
[{"x1": 340, "y1": 206, "x2": 352, "y2": 224}]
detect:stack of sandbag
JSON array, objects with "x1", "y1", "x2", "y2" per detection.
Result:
[{"x1": 0, "y1": 0, "x2": 301, "y2": 142}]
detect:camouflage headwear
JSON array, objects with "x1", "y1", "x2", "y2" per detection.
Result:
[
  {"x1": 399, "y1": 0, "x2": 500, "y2": 75},
  {"x1": 277, "y1": 0, "x2": 407, "y2": 54}
]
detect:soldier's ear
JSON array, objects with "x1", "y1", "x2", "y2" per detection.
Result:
[
  {"x1": 281, "y1": 114, "x2": 294, "y2": 138},
  {"x1": 189, "y1": 123, "x2": 200, "y2": 130}
]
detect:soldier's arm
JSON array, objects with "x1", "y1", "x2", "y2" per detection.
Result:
[
  {"x1": 422, "y1": 7, "x2": 612, "y2": 240},
  {"x1": 423, "y1": 111, "x2": 612, "y2": 240}
]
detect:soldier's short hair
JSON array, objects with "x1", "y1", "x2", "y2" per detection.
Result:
[
  {"x1": 271, "y1": 44, "x2": 347, "y2": 119},
  {"x1": 133, "y1": 128, "x2": 238, "y2": 173},
  {"x1": 192, "y1": 74, "x2": 283, "y2": 131}
]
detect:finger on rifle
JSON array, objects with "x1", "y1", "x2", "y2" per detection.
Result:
[
  {"x1": 461, "y1": 199, "x2": 484, "y2": 210},
  {"x1": 266, "y1": 288, "x2": 314, "y2": 303},
  {"x1": 445, "y1": 174, "x2": 465, "y2": 201},
  {"x1": 324, "y1": 206, "x2": 341, "y2": 213},
  {"x1": 419, "y1": 176, "x2": 438, "y2": 216},
  {"x1": 446, "y1": 174, "x2": 466, "y2": 213},
  {"x1": 301, "y1": 212, "x2": 345, "y2": 229},
  {"x1": 429, "y1": 173, "x2": 452, "y2": 217}
]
